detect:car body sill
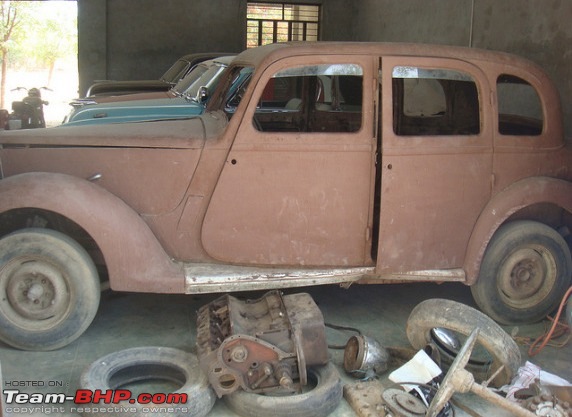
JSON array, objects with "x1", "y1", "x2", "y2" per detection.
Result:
[{"x1": 184, "y1": 264, "x2": 374, "y2": 293}]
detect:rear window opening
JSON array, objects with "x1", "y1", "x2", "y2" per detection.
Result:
[{"x1": 497, "y1": 74, "x2": 543, "y2": 136}]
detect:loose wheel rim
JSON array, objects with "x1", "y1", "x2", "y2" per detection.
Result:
[
  {"x1": 498, "y1": 245, "x2": 556, "y2": 309},
  {"x1": 1, "y1": 256, "x2": 71, "y2": 329}
]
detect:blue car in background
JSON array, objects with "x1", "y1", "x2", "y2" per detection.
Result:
[{"x1": 62, "y1": 56, "x2": 244, "y2": 127}]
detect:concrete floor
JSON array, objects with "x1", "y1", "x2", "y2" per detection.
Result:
[{"x1": 1, "y1": 282, "x2": 570, "y2": 416}]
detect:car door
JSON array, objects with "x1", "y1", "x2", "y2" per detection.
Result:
[
  {"x1": 202, "y1": 55, "x2": 377, "y2": 267},
  {"x1": 376, "y1": 56, "x2": 493, "y2": 276}
]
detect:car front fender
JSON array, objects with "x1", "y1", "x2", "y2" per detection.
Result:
[
  {"x1": 464, "y1": 176, "x2": 572, "y2": 284},
  {"x1": 0, "y1": 172, "x2": 183, "y2": 293}
]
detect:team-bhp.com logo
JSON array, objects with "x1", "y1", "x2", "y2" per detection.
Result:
[{"x1": 3, "y1": 389, "x2": 189, "y2": 414}]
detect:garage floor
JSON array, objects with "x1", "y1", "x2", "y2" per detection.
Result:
[{"x1": 1, "y1": 282, "x2": 570, "y2": 417}]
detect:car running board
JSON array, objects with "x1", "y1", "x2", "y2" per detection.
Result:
[{"x1": 184, "y1": 263, "x2": 374, "y2": 293}]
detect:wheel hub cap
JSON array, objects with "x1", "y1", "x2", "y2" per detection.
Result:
[
  {"x1": 4, "y1": 259, "x2": 68, "y2": 321},
  {"x1": 499, "y1": 247, "x2": 555, "y2": 308}
]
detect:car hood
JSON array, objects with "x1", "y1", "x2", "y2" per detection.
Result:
[
  {"x1": 0, "y1": 114, "x2": 226, "y2": 148},
  {"x1": 64, "y1": 95, "x2": 204, "y2": 126}
]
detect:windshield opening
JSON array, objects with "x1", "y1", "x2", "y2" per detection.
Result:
[
  {"x1": 172, "y1": 64, "x2": 209, "y2": 95},
  {"x1": 185, "y1": 64, "x2": 228, "y2": 100},
  {"x1": 208, "y1": 65, "x2": 254, "y2": 113},
  {"x1": 161, "y1": 59, "x2": 192, "y2": 84}
]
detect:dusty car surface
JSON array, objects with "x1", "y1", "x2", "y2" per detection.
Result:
[
  {"x1": 1, "y1": 42, "x2": 571, "y2": 351},
  {"x1": 84, "y1": 52, "x2": 232, "y2": 97},
  {"x1": 63, "y1": 56, "x2": 238, "y2": 126}
]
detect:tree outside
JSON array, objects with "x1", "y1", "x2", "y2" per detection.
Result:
[{"x1": 0, "y1": 1, "x2": 78, "y2": 127}]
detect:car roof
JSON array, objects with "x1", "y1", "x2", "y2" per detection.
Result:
[{"x1": 231, "y1": 41, "x2": 543, "y2": 73}]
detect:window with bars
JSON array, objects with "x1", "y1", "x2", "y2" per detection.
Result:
[{"x1": 246, "y1": 2, "x2": 320, "y2": 48}]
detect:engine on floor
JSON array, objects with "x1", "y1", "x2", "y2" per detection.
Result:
[{"x1": 196, "y1": 290, "x2": 329, "y2": 397}]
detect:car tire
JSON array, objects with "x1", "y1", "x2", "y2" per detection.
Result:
[
  {"x1": 80, "y1": 347, "x2": 216, "y2": 417},
  {"x1": 0, "y1": 228, "x2": 100, "y2": 350},
  {"x1": 224, "y1": 363, "x2": 342, "y2": 417},
  {"x1": 406, "y1": 298, "x2": 521, "y2": 387},
  {"x1": 471, "y1": 220, "x2": 572, "y2": 324}
]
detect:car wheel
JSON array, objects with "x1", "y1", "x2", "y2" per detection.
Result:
[
  {"x1": 224, "y1": 363, "x2": 342, "y2": 417},
  {"x1": 406, "y1": 298, "x2": 521, "y2": 387},
  {"x1": 472, "y1": 220, "x2": 572, "y2": 324},
  {"x1": 80, "y1": 347, "x2": 216, "y2": 417},
  {"x1": 0, "y1": 228, "x2": 100, "y2": 350}
]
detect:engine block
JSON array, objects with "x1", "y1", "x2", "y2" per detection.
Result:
[{"x1": 196, "y1": 290, "x2": 328, "y2": 397}]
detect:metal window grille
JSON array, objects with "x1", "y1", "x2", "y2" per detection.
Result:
[{"x1": 246, "y1": 2, "x2": 320, "y2": 48}]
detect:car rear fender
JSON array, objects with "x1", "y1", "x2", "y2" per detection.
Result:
[
  {"x1": 0, "y1": 172, "x2": 183, "y2": 293},
  {"x1": 464, "y1": 176, "x2": 572, "y2": 284}
]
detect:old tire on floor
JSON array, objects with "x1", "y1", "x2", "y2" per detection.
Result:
[
  {"x1": 80, "y1": 347, "x2": 216, "y2": 417},
  {"x1": 472, "y1": 220, "x2": 572, "y2": 325},
  {"x1": 406, "y1": 298, "x2": 520, "y2": 387},
  {"x1": 0, "y1": 228, "x2": 100, "y2": 350},
  {"x1": 224, "y1": 363, "x2": 342, "y2": 417}
]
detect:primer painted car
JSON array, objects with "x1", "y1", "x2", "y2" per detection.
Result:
[
  {"x1": 1, "y1": 42, "x2": 572, "y2": 353},
  {"x1": 63, "y1": 56, "x2": 237, "y2": 127}
]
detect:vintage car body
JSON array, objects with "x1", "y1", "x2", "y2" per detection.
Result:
[
  {"x1": 64, "y1": 56, "x2": 237, "y2": 126},
  {"x1": 85, "y1": 52, "x2": 233, "y2": 97},
  {"x1": 1, "y1": 42, "x2": 571, "y2": 350}
]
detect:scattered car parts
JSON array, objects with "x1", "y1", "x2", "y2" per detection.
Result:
[
  {"x1": 521, "y1": 391, "x2": 572, "y2": 417},
  {"x1": 74, "y1": 293, "x2": 571, "y2": 417},
  {"x1": 426, "y1": 328, "x2": 539, "y2": 417},
  {"x1": 196, "y1": 290, "x2": 329, "y2": 397},
  {"x1": 406, "y1": 298, "x2": 521, "y2": 386}
]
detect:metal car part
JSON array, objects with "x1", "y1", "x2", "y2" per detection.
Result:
[
  {"x1": 343, "y1": 334, "x2": 389, "y2": 377},
  {"x1": 431, "y1": 327, "x2": 462, "y2": 352},
  {"x1": 382, "y1": 388, "x2": 427, "y2": 417},
  {"x1": 196, "y1": 290, "x2": 328, "y2": 397},
  {"x1": 522, "y1": 394, "x2": 572, "y2": 417}
]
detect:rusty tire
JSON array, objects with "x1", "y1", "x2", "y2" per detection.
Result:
[
  {"x1": 223, "y1": 363, "x2": 342, "y2": 417},
  {"x1": 80, "y1": 347, "x2": 216, "y2": 417},
  {"x1": 406, "y1": 298, "x2": 520, "y2": 387},
  {"x1": 0, "y1": 228, "x2": 100, "y2": 350},
  {"x1": 472, "y1": 220, "x2": 572, "y2": 325}
]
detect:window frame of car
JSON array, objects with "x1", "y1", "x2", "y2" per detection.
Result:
[{"x1": 391, "y1": 65, "x2": 481, "y2": 137}]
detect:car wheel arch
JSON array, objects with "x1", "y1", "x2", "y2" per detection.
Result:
[
  {"x1": 0, "y1": 172, "x2": 182, "y2": 293},
  {"x1": 464, "y1": 176, "x2": 572, "y2": 285}
]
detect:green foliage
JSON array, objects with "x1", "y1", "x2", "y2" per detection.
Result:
[{"x1": 1, "y1": 1, "x2": 77, "y2": 69}]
